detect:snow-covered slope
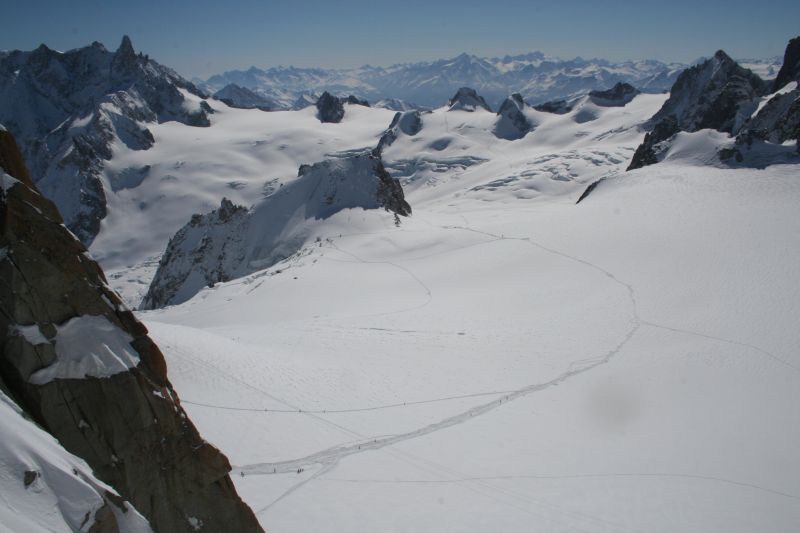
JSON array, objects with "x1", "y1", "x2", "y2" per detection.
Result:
[
  {"x1": 140, "y1": 139, "x2": 800, "y2": 533},
  {"x1": 381, "y1": 90, "x2": 667, "y2": 204},
  {"x1": 91, "y1": 100, "x2": 397, "y2": 305},
  {"x1": 0, "y1": 390, "x2": 152, "y2": 532},
  {"x1": 6, "y1": 35, "x2": 797, "y2": 532},
  {"x1": 138, "y1": 87, "x2": 662, "y2": 310}
]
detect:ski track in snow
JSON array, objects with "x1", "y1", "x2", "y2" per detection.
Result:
[
  {"x1": 214, "y1": 214, "x2": 798, "y2": 519},
  {"x1": 234, "y1": 217, "x2": 646, "y2": 521}
]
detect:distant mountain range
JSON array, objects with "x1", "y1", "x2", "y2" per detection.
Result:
[{"x1": 196, "y1": 52, "x2": 778, "y2": 110}]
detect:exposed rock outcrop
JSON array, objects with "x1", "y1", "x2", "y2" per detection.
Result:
[
  {"x1": 735, "y1": 37, "x2": 800, "y2": 149},
  {"x1": 142, "y1": 153, "x2": 411, "y2": 309},
  {"x1": 773, "y1": 37, "x2": 800, "y2": 91},
  {"x1": 0, "y1": 130, "x2": 262, "y2": 532},
  {"x1": 316, "y1": 91, "x2": 346, "y2": 123},
  {"x1": 345, "y1": 94, "x2": 370, "y2": 106},
  {"x1": 627, "y1": 116, "x2": 680, "y2": 170},
  {"x1": 314, "y1": 92, "x2": 370, "y2": 123},
  {"x1": 628, "y1": 51, "x2": 767, "y2": 170},
  {"x1": 588, "y1": 82, "x2": 640, "y2": 107},
  {"x1": 494, "y1": 94, "x2": 533, "y2": 140},
  {"x1": 533, "y1": 99, "x2": 573, "y2": 115},
  {"x1": 448, "y1": 87, "x2": 492, "y2": 112},
  {"x1": 0, "y1": 36, "x2": 212, "y2": 245},
  {"x1": 737, "y1": 86, "x2": 800, "y2": 146},
  {"x1": 374, "y1": 110, "x2": 423, "y2": 154}
]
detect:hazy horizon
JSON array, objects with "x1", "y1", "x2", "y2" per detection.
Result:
[{"x1": 2, "y1": 0, "x2": 798, "y2": 79}]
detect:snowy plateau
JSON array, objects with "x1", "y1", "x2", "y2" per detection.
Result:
[{"x1": 1, "y1": 36, "x2": 799, "y2": 533}]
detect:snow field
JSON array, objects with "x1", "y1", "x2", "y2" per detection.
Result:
[
  {"x1": 123, "y1": 92, "x2": 800, "y2": 531},
  {"x1": 144, "y1": 161, "x2": 800, "y2": 531}
]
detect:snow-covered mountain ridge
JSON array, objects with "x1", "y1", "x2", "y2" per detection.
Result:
[
  {"x1": 200, "y1": 51, "x2": 690, "y2": 110},
  {"x1": 141, "y1": 152, "x2": 410, "y2": 309},
  {"x1": 0, "y1": 36, "x2": 211, "y2": 244}
]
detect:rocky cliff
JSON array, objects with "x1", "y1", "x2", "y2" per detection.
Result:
[
  {"x1": 0, "y1": 129, "x2": 263, "y2": 532},
  {"x1": 773, "y1": 37, "x2": 800, "y2": 92}
]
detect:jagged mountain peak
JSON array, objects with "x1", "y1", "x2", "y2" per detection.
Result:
[
  {"x1": 627, "y1": 41, "x2": 795, "y2": 171},
  {"x1": 116, "y1": 34, "x2": 135, "y2": 57},
  {"x1": 645, "y1": 51, "x2": 767, "y2": 133},
  {"x1": 448, "y1": 87, "x2": 492, "y2": 112},
  {"x1": 495, "y1": 93, "x2": 533, "y2": 140},
  {"x1": 0, "y1": 38, "x2": 213, "y2": 245}
]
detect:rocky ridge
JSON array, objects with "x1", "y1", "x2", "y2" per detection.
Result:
[
  {"x1": 494, "y1": 93, "x2": 534, "y2": 140},
  {"x1": 628, "y1": 50, "x2": 769, "y2": 170},
  {"x1": 142, "y1": 151, "x2": 410, "y2": 309},
  {"x1": 628, "y1": 38, "x2": 800, "y2": 170}
]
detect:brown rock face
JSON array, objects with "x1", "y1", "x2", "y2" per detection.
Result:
[{"x1": 0, "y1": 131, "x2": 263, "y2": 532}]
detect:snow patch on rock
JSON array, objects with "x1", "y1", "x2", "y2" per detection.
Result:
[{"x1": 27, "y1": 315, "x2": 139, "y2": 384}]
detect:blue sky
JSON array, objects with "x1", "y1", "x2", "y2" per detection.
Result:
[{"x1": 2, "y1": 0, "x2": 798, "y2": 78}]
